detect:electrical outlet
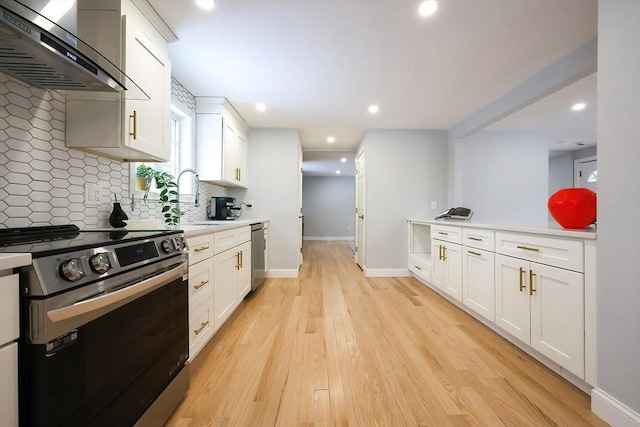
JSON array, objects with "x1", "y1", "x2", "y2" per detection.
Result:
[
  {"x1": 85, "y1": 184, "x2": 102, "y2": 206},
  {"x1": 431, "y1": 201, "x2": 438, "y2": 210}
]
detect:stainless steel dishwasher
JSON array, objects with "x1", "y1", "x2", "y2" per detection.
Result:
[{"x1": 251, "y1": 223, "x2": 266, "y2": 291}]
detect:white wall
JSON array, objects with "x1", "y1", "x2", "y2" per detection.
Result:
[
  {"x1": 360, "y1": 130, "x2": 448, "y2": 272},
  {"x1": 596, "y1": 0, "x2": 640, "y2": 417},
  {"x1": 548, "y1": 153, "x2": 574, "y2": 196},
  {"x1": 455, "y1": 131, "x2": 549, "y2": 226},
  {"x1": 228, "y1": 129, "x2": 301, "y2": 274},
  {"x1": 302, "y1": 176, "x2": 355, "y2": 239}
]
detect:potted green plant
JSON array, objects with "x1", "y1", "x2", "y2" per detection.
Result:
[
  {"x1": 135, "y1": 165, "x2": 156, "y2": 198},
  {"x1": 153, "y1": 171, "x2": 180, "y2": 226}
]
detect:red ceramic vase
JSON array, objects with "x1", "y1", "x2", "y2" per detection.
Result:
[{"x1": 548, "y1": 188, "x2": 597, "y2": 229}]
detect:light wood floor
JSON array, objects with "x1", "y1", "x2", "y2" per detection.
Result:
[{"x1": 166, "y1": 241, "x2": 608, "y2": 427}]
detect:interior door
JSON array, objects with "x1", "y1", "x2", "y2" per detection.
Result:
[
  {"x1": 574, "y1": 157, "x2": 597, "y2": 192},
  {"x1": 298, "y1": 146, "x2": 303, "y2": 268},
  {"x1": 355, "y1": 150, "x2": 365, "y2": 268}
]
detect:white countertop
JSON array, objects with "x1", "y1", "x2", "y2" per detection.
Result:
[
  {"x1": 408, "y1": 218, "x2": 597, "y2": 239},
  {"x1": 0, "y1": 253, "x2": 32, "y2": 270},
  {"x1": 178, "y1": 219, "x2": 269, "y2": 238}
]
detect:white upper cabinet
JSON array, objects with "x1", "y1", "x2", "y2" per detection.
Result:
[
  {"x1": 196, "y1": 97, "x2": 249, "y2": 188},
  {"x1": 65, "y1": 0, "x2": 171, "y2": 162}
]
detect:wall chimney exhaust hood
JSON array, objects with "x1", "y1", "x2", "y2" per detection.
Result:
[{"x1": 0, "y1": 0, "x2": 148, "y2": 99}]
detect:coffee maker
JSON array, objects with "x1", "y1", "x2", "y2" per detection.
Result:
[{"x1": 207, "y1": 197, "x2": 240, "y2": 220}]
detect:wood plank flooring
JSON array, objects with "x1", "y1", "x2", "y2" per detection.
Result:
[{"x1": 166, "y1": 241, "x2": 608, "y2": 427}]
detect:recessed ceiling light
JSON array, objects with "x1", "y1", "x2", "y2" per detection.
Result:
[
  {"x1": 572, "y1": 102, "x2": 586, "y2": 111},
  {"x1": 418, "y1": 0, "x2": 438, "y2": 17},
  {"x1": 327, "y1": 136, "x2": 336, "y2": 143},
  {"x1": 336, "y1": 170, "x2": 341, "y2": 174},
  {"x1": 256, "y1": 103, "x2": 266, "y2": 112},
  {"x1": 340, "y1": 158, "x2": 347, "y2": 163},
  {"x1": 195, "y1": 0, "x2": 215, "y2": 10},
  {"x1": 368, "y1": 105, "x2": 379, "y2": 114}
]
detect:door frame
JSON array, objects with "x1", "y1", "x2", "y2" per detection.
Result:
[
  {"x1": 355, "y1": 149, "x2": 365, "y2": 268},
  {"x1": 574, "y1": 155, "x2": 597, "y2": 188}
]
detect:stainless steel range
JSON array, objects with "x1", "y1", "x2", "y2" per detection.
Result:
[{"x1": 0, "y1": 225, "x2": 190, "y2": 427}]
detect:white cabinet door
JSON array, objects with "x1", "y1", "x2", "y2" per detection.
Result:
[
  {"x1": 0, "y1": 343, "x2": 18, "y2": 427},
  {"x1": 441, "y1": 243, "x2": 462, "y2": 302},
  {"x1": 462, "y1": 247, "x2": 495, "y2": 322},
  {"x1": 431, "y1": 241, "x2": 446, "y2": 291},
  {"x1": 213, "y1": 249, "x2": 237, "y2": 331},
  {"x1": 495, "y1": 254, "x2": 531, "y2": 344},
  {"x1": 236, "y1": 241, "x2": 252, "y2": 302},
  {"x1": 222, "y1": 123, "x2": 239, "y2": 184},
  {"x1": 123, "y1": 17, "x2": 171, "y2": 160},
  {"x1": 530, "y1": 263, "x2": 584, "y2": 377}
]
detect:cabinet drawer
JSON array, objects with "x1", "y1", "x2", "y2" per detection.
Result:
[
  {"x1": 187, "y1": 234, "x2": 214, "y2": 265},
  {"x1": 0, "y1": 342, "x2": 18, "y2": 427},
  {"x1": 189, "y1": 298, "x2": 214, "y2": 360},
  {"x1": 0, "y1": 274, "x2": 19, "y2": 345},
  {"x1": 495, "y1": 232, "x2": 584, "y2": 272},
  {"x1": 188, "y1": 259, "x2": 213, "y2": 308},
  {"x1": 431, "y1": 224, "x2": 463, "y2": 244},
  {"x1": 214, "y1": 226, "x2": 251, "y2": 254},
  {"x1": 409, "y1": 255, "x2": 431, "y2": 283},
  {"x1": 463, "y1": 228, "x2": 495, "y2": 251}
]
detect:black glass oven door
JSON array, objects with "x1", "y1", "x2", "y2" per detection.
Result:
[{"x1": 22, "y1": 274, "x2": 188, "y2": 427}]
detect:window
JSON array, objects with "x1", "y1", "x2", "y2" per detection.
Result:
[{"x1": 131, "y1": 104, "x2": 195, "y2": 201}]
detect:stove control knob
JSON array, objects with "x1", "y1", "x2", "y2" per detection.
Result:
[
  {"x1": 89, "y1": 253, "x2": 111, "y2": 274},
  {"x1": 161, "y1": 239, "x2": 176, "y2": 254},
  {"x1": 60, "y1": 258, "x2": 85, "y2": 282}
]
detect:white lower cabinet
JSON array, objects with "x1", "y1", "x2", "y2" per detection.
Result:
[
  {"x1": 409, "y1": 220, "x2": 592, "y2": 384},
  {"x1": 431, "y1": 240, "x2": 462, "y2": 301},
  {"x1": 186, "y1": 234, "x2": 214, "y2": 361},
  {"x1": 462, "y1": 247, "x2": 495, "y2": 322},
  {"x1": 212, "y1": 227, "x2": 252, "y2": 332},
  {"x1": 0, "y1": 272, "x2": 19, "y2": 426},
  {"x1": 495, "y1": 254, "x2": 585, "y2": 377}
]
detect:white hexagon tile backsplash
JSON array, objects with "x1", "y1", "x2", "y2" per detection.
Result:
[{"x1": 0, "y1": 72, "x2": 226, "y2": 229}]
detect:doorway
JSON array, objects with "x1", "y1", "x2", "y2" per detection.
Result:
[
  {"x1": 355, "y1": 150, "x2": 365, "y2": 269},
  {"x1": 575, "y1": 156, "x2": 597, "y2": 191}
]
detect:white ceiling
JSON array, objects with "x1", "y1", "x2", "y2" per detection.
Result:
[
  {"x1": 147, "y1": 0, "x2": 597, "y2": 151},
  {"x1": 303, "y1": 151, "x2": 356, "y2": 177},
  {"x1": 485, "y1": 72, "x2": 597, "y2": 154}
]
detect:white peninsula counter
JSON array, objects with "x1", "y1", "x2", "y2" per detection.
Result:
[{"x1": 407, "y1": 218, "x2": 597, "y2": 393}]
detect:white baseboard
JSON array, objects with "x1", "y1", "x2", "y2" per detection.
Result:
[
  {"x1": 266, "y1": 269, "x2": 299, "y2": 278},
  {"x1": 364, "y1": 268, "x2": 411, "y2": 278},
  {"x1": 592, "y1": 388, "x2": 640, "y2": 427},
  {"x1": 303, "y1": 236, "x2": 354, "y2": 241}
]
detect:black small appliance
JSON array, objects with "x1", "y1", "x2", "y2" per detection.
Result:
[{"x1": 207, "y1": 197, "x2": 240, "y2": 220}]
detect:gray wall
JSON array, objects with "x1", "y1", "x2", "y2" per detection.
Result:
[
  {"x1": 549, "y1": 146, "x2": 598, "y2": 197},
  {"x1": 455, "y1": 131, "x2": 549, "y2": 226},
  {"x1": 360, "y1": 130, "x2": 448, "y2": 271},
  {"x1": 597, "y1": 0, "x2": 640, "y2": 414},
  {"x1": 228, "y1": 129, "x2": 301, "y2": 273},
  {"x1": 302, "y1": 176, "x2": 355, "y2": 239}
]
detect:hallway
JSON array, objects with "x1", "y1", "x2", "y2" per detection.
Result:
[{"x1": 167, "y1": 241, "x2": 606, "y2": 426}]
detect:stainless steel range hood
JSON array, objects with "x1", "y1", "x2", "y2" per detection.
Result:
[{"x1": 0, "y1": 0, "x2": 147, "y2": 99}]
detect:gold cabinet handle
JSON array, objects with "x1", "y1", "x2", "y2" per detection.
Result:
[
  {"x1": 194, "y1": 245, "x2": 209, "y2": 253},
  {"x1": 468, "y1": 250, "x2": 481, "y2": 256},
  {"x1": 240, "y1": 250, "x2": 243, "y2": 268},
  {"x1": 194, "y1": 321, "x2": 209, "y2": 335},
  {"x1": 438, "y1": 231, "x2": 449, "y2": 235},
  {"x1": 443, "y1": 246, "x2": 447, "y2": 261},
  {"x1": 517, "y1": 245, "x2": 540, "y2": 252},
  {"x1": 438, "y1": 245, "x2": 443, "y2": 260},
  {"x1": 129, "y1": 110, "x2": 137, "y2": 140},
  {"x1": 529, "y1": 270, "x2": 536, "y2": 296},
  {"x1": 235, "y1": 252, "x2": 240, "y2": 270},
  {"x1": 194, "y1": 280, "x2": 208, "y2": 290},
  {"x1": 519, "y1": 267, "x2": 526, "y2": 292},
  {"x1": 414, "y1": 265, "x2": 422, "y2": 270},
  {"x1": 238, "y1": 168, "x2": 241, "y2": 181},
  {"x1": 468, "y1": 237, "x2": 483, "y2": 242}
]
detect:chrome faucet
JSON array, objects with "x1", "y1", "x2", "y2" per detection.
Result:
[{"x1": 176, "y1": 168, "x2": 200, "y2": 218}]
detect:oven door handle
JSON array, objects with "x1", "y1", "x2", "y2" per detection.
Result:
[{"x1": 47, "y1": 263, "x2": 186, "y2": 323}]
